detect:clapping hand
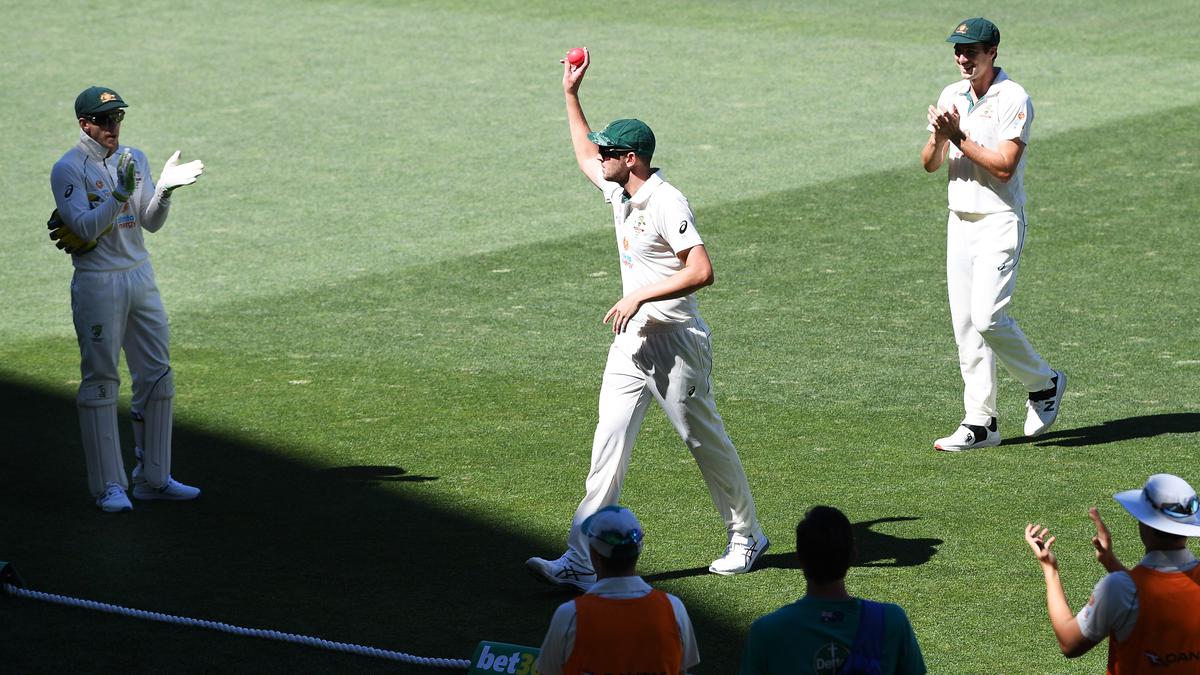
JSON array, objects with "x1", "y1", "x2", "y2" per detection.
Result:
[
  {"x1": 158, "y1": 150, "x2": 204, "y2": 196},
  {"x1": 1089, "y1": 507, "x2": 1125, "y2": 573},
  {"x1": 1025, "y1": 523, "x2": 1058, "y2": 571}
]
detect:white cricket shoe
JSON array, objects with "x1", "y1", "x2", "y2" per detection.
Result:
[
  {"x1": 934, "y1": 418, "x2": 1000, "y2": 452},
  {"x1": 96, "y1": 483, "x2": 133, "y2": 513},
  {"x1": 1025, "y1": 370, "x2": 1067, "y2": 437},
  {"x1": 524, "y1": 553, "x2": 596, "y2": 592},
  {"x1": 709, "y1": 528, "x2": 769, "y2": 575},
  {"x1": 132, "y1": 477, "x2": 201, "y2": 501}
]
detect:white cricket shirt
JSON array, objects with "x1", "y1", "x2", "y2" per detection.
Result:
[
  {"x1": 931, "y1": 69, "x2": 1033, "y2": 214},
  {"x1": 50, "y1": 131, "x2": 170, "y2": 271},
  {"x1": 598, "y1": 170, "x2": 704, "y2": 327}
]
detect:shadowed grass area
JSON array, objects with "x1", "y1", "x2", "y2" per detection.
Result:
[{"x1": 2, "y1": 104, "x2": 1197, "y2": 673}]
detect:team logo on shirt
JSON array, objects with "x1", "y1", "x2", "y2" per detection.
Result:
[
  {"x1": 633, "y1": 215, "x2": 646, "y2": 235},
  {"x1": 95, "y1": 180, "x2": 104, "y2": 189},
  {"x1": 1144, "y1": 650, "x2": 1200, "y2": 667},
  {"x1": 812, "y1": 642, "x2": 852, "y2": 675},
  {"x1": 1018, "y1": 111, "x2": 1025, "y2": 120}
]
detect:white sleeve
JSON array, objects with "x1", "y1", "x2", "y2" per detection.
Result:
[
  {"x1": 999, "y1": 91, "x2": 1032, "y2": 144},
  {"x1": 657, "y1": 193, "x2": 703, "y2": 255},
  {"x1": 134, "y1": 149, "x2": 172, "y2": 233},
  {"x1": 50, "y1": 157, "x2": 123, "y2": 242},
  {"x1": 534, "y1": 601, "x2": 576, "y2": 675},
  {"x1": 1076, "y1": 571, "x2": 1138, "y2": 643},
  {"x1": 669, "y1": 594, "x2": 700, "y2": 672}
]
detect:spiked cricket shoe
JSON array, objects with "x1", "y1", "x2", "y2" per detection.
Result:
[
  {"x1": 935, "y1": 418, "x2": 1000, "y2": 452},
  {"x1": 132, "y1": 477, "x2": 200, "y2": 501},
  {"x1": 97, "y1": 483, "x2": 133, "y2": 513},
  {"x1": 524, "y1": 554, "x2": 596, "y2": 592},
  {"x1": 1025, "y1": 370, "x2": 1067, "y2": 437},
  {"x1": 709, "y1": 528, "x2": 769, "y2": 575}
]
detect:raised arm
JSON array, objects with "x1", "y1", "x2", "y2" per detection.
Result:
[
  {"x1": 1023, "y1": 523, "x2": 1099, "y2": 658},
  {"x1": 562, "y1": 48, "x2": 603, "y2": 189}
]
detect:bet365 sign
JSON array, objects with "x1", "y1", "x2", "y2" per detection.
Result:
[{"x1": 468, "y1": 641, "x2": 540, "y2": 674}]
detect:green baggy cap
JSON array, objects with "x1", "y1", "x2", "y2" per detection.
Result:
[
  {"x1": 947, "y1": 18, "x2": 1000, "y2": 45},
  {"x1": 588, "y1": 118, "x2": 656, "y2": 159},
  {"x1": 75, "y1": 86, "x2": 128, "y2": 118}
]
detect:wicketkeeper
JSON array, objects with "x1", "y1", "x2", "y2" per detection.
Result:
[{"x1": 50, "y1": 86, "x2": 204, "y2": 512}]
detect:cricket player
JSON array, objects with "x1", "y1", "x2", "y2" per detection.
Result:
[
  {"x1": 50, "y1": 86, "x2": 204, "y2": 512},
  {"x1": 921, "y1": 18, "x2": 1066, "y2": 452},
  {"x1": 526, "y1": 49, "x2": 768, "y2": 591}
]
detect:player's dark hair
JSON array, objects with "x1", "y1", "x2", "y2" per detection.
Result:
[
  {"x1": 795, "y1": 506, "x2": 856, "y2": 584},
  {"x1": 591, "y1": 547, "x2": 639, "y2": 577}
]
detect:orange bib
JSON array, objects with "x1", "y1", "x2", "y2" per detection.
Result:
[
  {"x1": 1107, "y1": 565, "x2": 1200, "y2": 674},
  {"x1": 564, "y1": 589, "x2": 683, "y2": 675}
]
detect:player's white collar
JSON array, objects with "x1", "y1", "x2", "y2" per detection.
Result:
[
  {"x1": 77, "y1": 130, "x2": 115, "y2": 162},
  {"x1": 959, "y1": 67, "x2": 1010, "y2": 100},
  {"x1": 628, "y1": 170, "x2": 666, "y2": 207}
]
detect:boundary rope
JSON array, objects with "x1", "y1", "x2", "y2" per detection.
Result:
[{"x1": 3, "y1": 583, "x2": 470, "y2": 670}]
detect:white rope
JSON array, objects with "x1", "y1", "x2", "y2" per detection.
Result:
[{"x1": 2, "y1": 583, "x2": 470, "y2": 670}]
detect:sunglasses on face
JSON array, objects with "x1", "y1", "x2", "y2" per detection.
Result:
[
  {"x1": 84, "y1": 110, "x2": 125, "y2": 128},
  {"x1": 1148, "y1": 492, "x2": 1200, "y2": 519},
  {"x1": 599, "y1": 147, "x2": 633, "y2": 159}
]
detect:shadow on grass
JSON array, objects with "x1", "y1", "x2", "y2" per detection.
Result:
[
  {"x1": 1003, "y1": 414, "x2": 1200, "y2": 448},
  {"x1": 0, "y1": 378, "x2": 738, "y2": 674},
  {"x1": 320, "y1": 465, "x2": 440, "y2": 484},
  {"x1": 645, "y1": 516, "x2": 941, "y2": 582}
]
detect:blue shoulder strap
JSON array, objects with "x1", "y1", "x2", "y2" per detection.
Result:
[{"x1": 838, "y1": 599, "x2": 884, "y2": 675}]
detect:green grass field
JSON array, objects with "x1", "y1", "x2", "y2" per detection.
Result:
[{"x1": 1, "y1": 1, "x2": 1198, "y2": 672}]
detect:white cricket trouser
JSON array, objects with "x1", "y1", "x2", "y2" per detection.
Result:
[
  {"x1": 566, "y1": 317, "x2": 759, "y2": 564},
  {"x1": 72, "y1": 261, "x2": 171, "y2": 414},
  {"x1": 946, "y1": 209, "x2": 1054, "y2": 425}
]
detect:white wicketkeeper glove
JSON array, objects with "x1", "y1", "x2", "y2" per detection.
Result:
[{"x1": 158, "y1": 150, "x2": 204, "y2": 197}]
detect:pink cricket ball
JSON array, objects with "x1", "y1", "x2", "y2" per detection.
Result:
[{"x1": 567, "y1": 48, "x2": 585, "y2": 66}]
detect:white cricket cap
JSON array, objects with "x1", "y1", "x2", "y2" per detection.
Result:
[
  {"x1": 1114, "y1": 473, "x2": 1200, "y2": 537},
  {"x1": 582, "y1": 505, "x2": 644, "y2": 559}
]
